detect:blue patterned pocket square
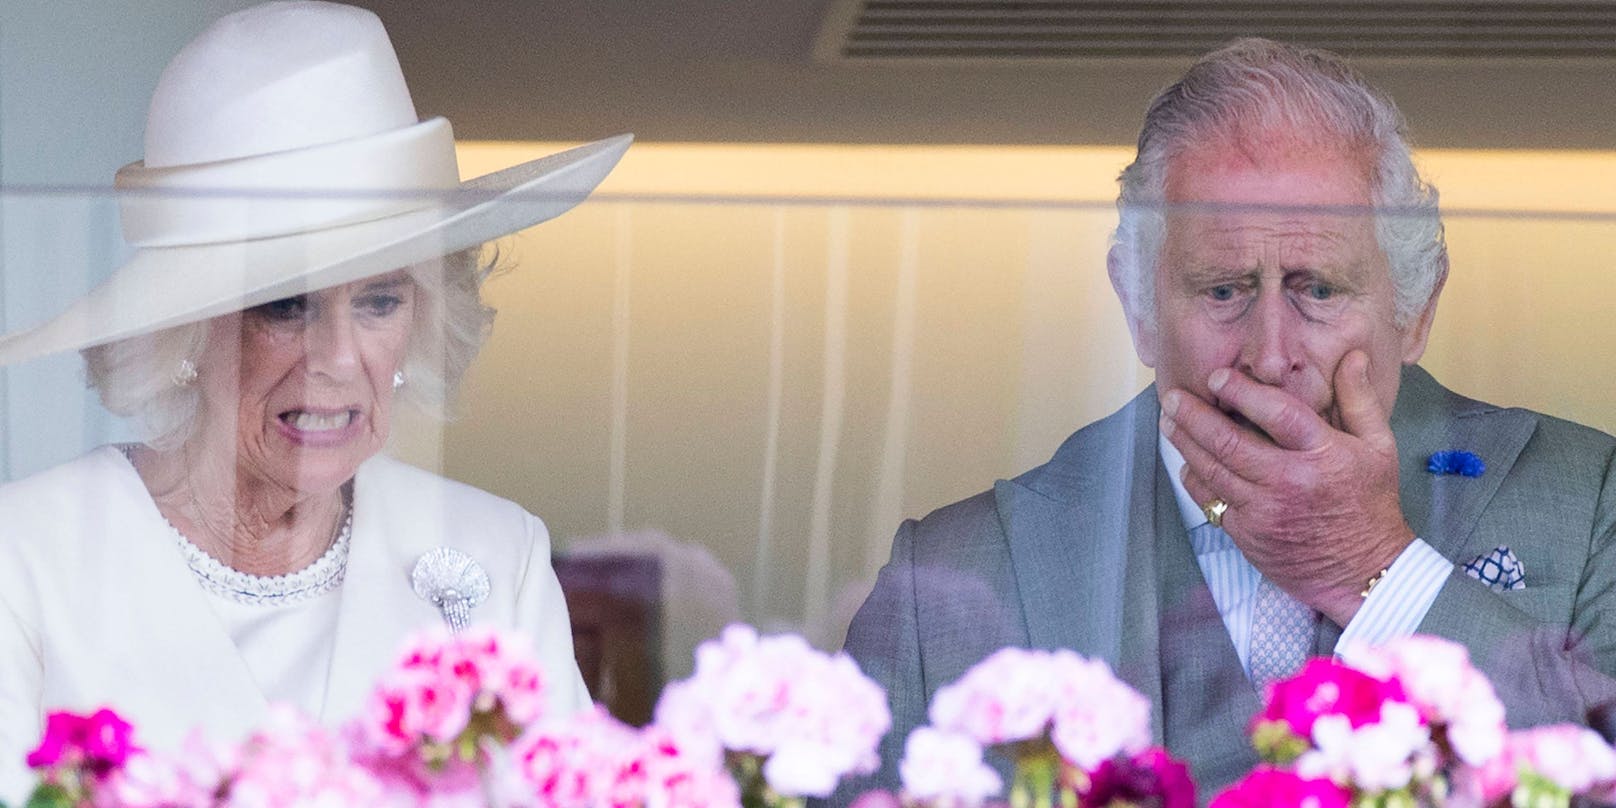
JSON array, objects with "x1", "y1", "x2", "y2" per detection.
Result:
[{"x1": 1463, "y1": 545, "x2": 1526, "y2": 592}]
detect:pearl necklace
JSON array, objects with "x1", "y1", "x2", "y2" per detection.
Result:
[
  {"x1": 124, "y1": 443, "x2": 355, "y2": 606},
  {"x1": 170, "y1": 499, "x2": 352, "y2": 606}
]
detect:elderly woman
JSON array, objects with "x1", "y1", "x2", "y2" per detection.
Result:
[{"x1": 0, "y1": 0, "x2": 628, "y2": 793}]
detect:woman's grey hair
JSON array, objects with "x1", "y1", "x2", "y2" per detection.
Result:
[
  {"x1": 82, "y1": 246, "x2": 498, "y2": 451},
  {"x1": 1111, "y1": 38, "x2": 1447, "y2": 327}
]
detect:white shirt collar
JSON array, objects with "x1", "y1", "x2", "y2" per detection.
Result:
[{"x1": 1158, "y1": 432, "x2": 1211, "y2": 531}]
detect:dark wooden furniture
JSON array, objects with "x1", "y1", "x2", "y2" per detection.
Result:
[{"x1": 552, "y1": 553, "x2": 663, "y2": 726}]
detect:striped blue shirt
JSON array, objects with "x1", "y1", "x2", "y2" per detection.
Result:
[{"x1": 1158, "y1": 435, "x2": 1451, "y2": 676}]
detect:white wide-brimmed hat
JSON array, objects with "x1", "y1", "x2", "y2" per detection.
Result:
[{"x1": 0, "y1": 0, "x2": 630, "y2": 366}]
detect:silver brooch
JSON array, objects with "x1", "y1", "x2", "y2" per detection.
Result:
[{"x1": 410, "y1": 548, "x2": 490, "y2": 633}]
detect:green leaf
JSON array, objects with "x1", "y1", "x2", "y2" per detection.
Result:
[
  {"x1": 1512, "y1": 771, "x2": 1572, "y2": 808},
  {"x1": 23, "y1": 783, "x2": 74, "y2": 808},
  {"x1": 1250, "y1": 720, "x2": 1309, "y2": 765}
]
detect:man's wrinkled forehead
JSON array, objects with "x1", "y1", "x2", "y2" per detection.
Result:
[
  {"x1": 1162, "y1": 132, "x2": 1377, "y2": 210},
  {"x1": 1157, "y1": 136, "x2": 1387, "y2": 278}
]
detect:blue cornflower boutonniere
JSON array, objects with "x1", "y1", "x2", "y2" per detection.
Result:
[{"x1": 1428, "y1": 450, "x2": 1485, "y2": 477}]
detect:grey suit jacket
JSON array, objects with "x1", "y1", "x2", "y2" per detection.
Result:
[{"x1": 839, "y1": 366, "x2": 1616, "y2": 800}]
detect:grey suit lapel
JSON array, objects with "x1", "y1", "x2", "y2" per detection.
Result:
[
  {"x1": 996, "y1": 387, "x2": 1165, "y2": 741},
  {"x1": 1392, "y1": 366, "x2": 1535, "y2": 561}
]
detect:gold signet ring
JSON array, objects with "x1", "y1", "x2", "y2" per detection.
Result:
[{"x1": 1202, "y1": 499, "x2": 1229, "y2": 528}]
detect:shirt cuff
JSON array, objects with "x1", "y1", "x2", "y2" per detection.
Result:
[{"x1": 1336, "y1": 538, "x2": 1450, "y2": 649}]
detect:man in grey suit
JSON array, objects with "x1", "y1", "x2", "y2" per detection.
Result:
[{"x1": 841, "y1": 38, "x2": 1616, "y2": 797}]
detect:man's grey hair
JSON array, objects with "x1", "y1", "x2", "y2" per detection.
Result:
[
  {"x1": 1111, "y1": 37, "x2": 1447, "y2": 327},
  {"x1": 82, "y1": 246, "x2": 497, "y2": 451}
]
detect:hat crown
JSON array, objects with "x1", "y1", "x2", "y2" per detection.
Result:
[{"x1": 144, "y1": 0, "x2": 418, "y2": 168}]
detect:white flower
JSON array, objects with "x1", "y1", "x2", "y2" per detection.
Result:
[
  {"x1": 654, "y1": 624, "x2": 890, "y2": 798},
  {"x1": 1296, "y1": 701, "x2": 1431, "y2": 792},
  {"x1": 1047, "y1": 651, "x2": 1152, "y2": 769},
  {"x1": 764, "y1": 741, "x2": 854, "y2": 799},
  {"x1": 929, "y1": 646, "x2": 1151, "y2": 768},
  {"x1": 1340, "y1": 636, "x2": 1505, "y2": 767},
  {"x1": 899, "y1": 727, "x2": 1003, "y2": 806},
  {"x1": 929, "y1": 647, "x2": 1061, "y2": 744}
]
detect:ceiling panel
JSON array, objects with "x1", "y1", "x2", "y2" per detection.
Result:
[{"x1": 357, "y1": 0, "x2": 1616, "y2": 148}]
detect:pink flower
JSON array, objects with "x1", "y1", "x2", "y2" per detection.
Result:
[
  {"x1": 929, "y1": 648, "x2": 1062, "y2": 744},
  {"x1": 1504, "y1": 724, "x2": 1616, "y2": 796},
  {"x1": 651, "y1": 680, "x2": 720, "y2": 765},
  {"x1": 504, "y1": 708, "x2": 739, "y2": 808},
  {"x1": 98, "y1": 731, "x2": 235, "y2": 808},
  {"x1": 1339, "y1": 636, "x2": 1505, "y2": 767},
  {"x1": 654, "y1": 624, "x2": 889, "y2": 798},
  {"x1": 348, "y1": 624, "x2": 555, "y2": 790},
  {"x1": 1448, "y1": 724, "x2": 1616, "y2": 807},
  {"x1": 898, "y1": 727, "x2": 1003, "y2": 806},
  {"x1": 1047, "y1": 652, "x2": 1151, "y2": 770},
  {"x1": 27, "y1": 707, "x2": 140, "y2": 780},
  {"x1": 847, "y1": 790, "x2": 902, "y2": 808},
  {"x1": 928, "y1": 647, "x2": 1151, "y2": 772},
  {"x1": 638, "y1": 725, "x2": 741, "y2": 808},
  {"x1": 507, "y1": 707, "x2": 644, "y2": 808},
  {"x1": 1258, "y1": 658, "x2": 1410, "y2": 740},
  {"x1": 224, "y1": 706, "x2": 394, "y2": 808},
  {"x1": 424, "y1": 626, "x2": 551, "y2": 727},
  {"x1": 493, "y1": 657, "x2": 551, "y2": 729},
  {"x1": 1079, "y1": 748, "x2": 1195, "y2": 808},
  {"x1": 1450, "y1": 745, "x2": 1519, "y2": 806},
  {"x1": 1208, "y1": 766, "x2": 1350, "y2": 808},
  {"x1": 361, "y1": 666, "x2": 477, "y2": 754}
]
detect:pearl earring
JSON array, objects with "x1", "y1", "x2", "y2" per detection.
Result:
[
  {"x1": 392, "y1": 370, "x2": 406, "y2": 390},
  {"x1": 172, "y1": 359, "x2": 198, "y2": 388}
]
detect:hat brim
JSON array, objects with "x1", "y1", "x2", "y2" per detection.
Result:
[{"x1": 0, "y1": 134, "x2": 632, "y2": 367}]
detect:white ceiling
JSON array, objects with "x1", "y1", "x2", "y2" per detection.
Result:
[{"x1": 355, "y1": 0, "x2": 1616, "y2": 149}]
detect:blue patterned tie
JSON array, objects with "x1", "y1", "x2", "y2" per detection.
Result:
[{"x1": 1248, "y1": 576, "x2": 1319, "y2": 691}]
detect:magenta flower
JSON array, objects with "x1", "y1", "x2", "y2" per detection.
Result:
[
  {"x1": 1078, "y1": 748, "x2": 1194, "y2": 808},
  {"x1": 26, "y1": 707, "x2": 139, "y2": 779},
  {"x1": 1257, "y1": 658, "x2": 1409, "y2": 739},
  {"x1": 25, "y1": 712, "x2": 76, "y2": 768},
  {"x1": 1208, "y1": 766, "x2": 1351, "y2": 808}
]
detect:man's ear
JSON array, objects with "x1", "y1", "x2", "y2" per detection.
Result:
[
  {"x1": 1401, "y1": 251, "x2": 1448, "y2": 365},
  {"x1": 1108, "y1": 245, "x2": 1158, "y2": 368}
]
